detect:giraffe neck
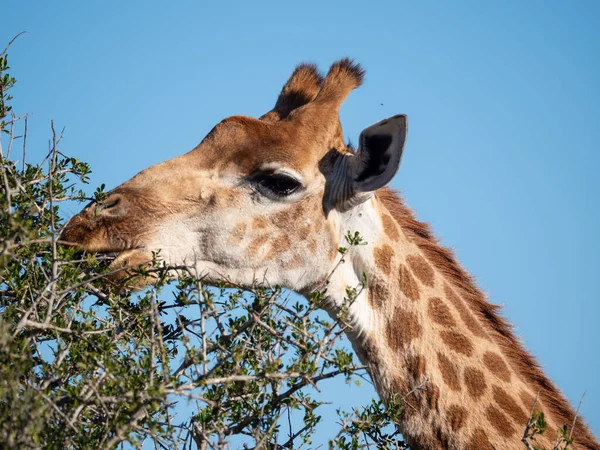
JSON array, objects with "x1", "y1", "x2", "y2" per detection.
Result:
[{"x1": 323, "y1": 188, "x2": 598, "y2": 450}]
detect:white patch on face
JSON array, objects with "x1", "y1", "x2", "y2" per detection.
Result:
[
  {"x1": 145, "y1": 207, "x2": 334, "y2": 291},
  {"x1": 146, "y1": 216, "x2": 202, "y2": 265}
]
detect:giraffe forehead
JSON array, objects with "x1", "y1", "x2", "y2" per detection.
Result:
[{"x1": 193, "y1": 115, "x2": 340, "y2": 176}]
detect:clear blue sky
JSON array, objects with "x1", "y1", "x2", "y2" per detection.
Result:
[{"x1": 4, "y1": 0, "x2": 599, "y2": 442}]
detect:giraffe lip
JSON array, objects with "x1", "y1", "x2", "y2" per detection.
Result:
[
  {"x1": 106, "y1": 248, "x2": 152, "y2": 270},
  {"x1": 96, "y1": 246, "x2": 143, "y2": 259},
  {"x1": 95, "y1": 248, "x2": 142, "y2": 267},
  {"x1": 94, "y1": 250, "x2": 123, "y2": 261},
  {"x1": 92, "y1": 251, "x2": 121, "y2": 270}
]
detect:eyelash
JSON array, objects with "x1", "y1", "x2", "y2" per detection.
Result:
[{"x1": 252, "y1": 173, "x2": 302, "y2": 199}]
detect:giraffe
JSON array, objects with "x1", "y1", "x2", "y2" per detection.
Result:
[{"x1": 60, "y1": 60, "x2": 599, "y2": 449}]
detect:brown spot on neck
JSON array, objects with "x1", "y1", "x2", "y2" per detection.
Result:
[
  {"x1": 423, "y1": 382, "x2": 440, "y2": 412},
  {"x1": 399, "y1": 264, "x2": 420, "y2": 302},
  {"x1": 439, "y1": 330, "x2": 473, "y2": 356},
  {"x1": 389, "y1": 376, "x2": 410, "y2": 399},
  {"x1": 359, "y1": 335, "x2": 380, "y2": 366},
  {"x1": 483, "y1": 351, "x2": 511, "y2": 382},
  {"x1": 427, "y1": 297, "x2": 456, "y2": 327},
  {"x1": 437, "y1": 352, "x2": 461, "y2": 392},
  {"x1": 381, "y1": 213, "x2": 400, "y2": 241},
  {"x1": 385, "y1": 307, "x2": 422, "y2": 350},
  {"x1": 466, "y1": 428, "x2": 492, "y2": 450},
  {"x1": 406, "y1": 254, "x2": 435, "y2": 287},
  {"x1": 368, "y1": 278, "x2": 390, "y2": 309},
  {"x1": 406, "y1": 353, "x2": 426, "y2": 380},
  {"x1": 464, "y1": 366, "x2": 487, "y2": 399},
  {"x1": 492, "y1": 385, "x2": 528, "y2": 424},
  {"x1": 443, "y1": 283, "x2": 487, "y2": 339},
  {"x1": 374, "y1": 244, "x2": 395, "y2": 276},
  {"x1": 519, "y1": 389, "x2": 536, "y2": 411},
  {"x1": 486, "y1": 404, "x2": 515, "y2": 437},
  {"x1": 447, "y1": 404, "x2": 467, "y2": 431}
]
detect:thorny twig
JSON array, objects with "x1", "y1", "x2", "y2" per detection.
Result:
[{"x1": 522, "y1": 390, "x2": 541, "y2": 450}]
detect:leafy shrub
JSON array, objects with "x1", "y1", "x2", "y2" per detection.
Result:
[{"x1": 0, "y1": 37, "x2": 404, "y2": 450}]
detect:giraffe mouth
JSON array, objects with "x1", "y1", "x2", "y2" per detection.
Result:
[
  {"x1": 91, "y1": 248, "x2": 158, "y2": 289},
  {"x1": 105, "y1": 248, "x2": 153, "y2": 271},
  {"x1": 99, "y1": 251, "x2": 120, "y2": 259},
  {"x1": 86, "y1": 247, "x2": 153, "y2": 277}
]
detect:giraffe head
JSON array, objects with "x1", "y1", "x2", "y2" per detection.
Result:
[{"x1": 61, "y1": 59, "x2": 408, "y2": 290}]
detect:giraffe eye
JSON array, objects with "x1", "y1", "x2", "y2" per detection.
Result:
[{"x1": 254, "y1": 173, "x2": 302, "y2": 199}]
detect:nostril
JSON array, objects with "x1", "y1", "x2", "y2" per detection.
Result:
[
  {"x1": 103, "y1": 196, "x2": 121, "y2": 210},
  {"x1": 95, "y1": 194, "x2": 125, "y2": 216}
]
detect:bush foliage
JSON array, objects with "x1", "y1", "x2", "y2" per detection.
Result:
[{"x1": 0, "y1": 38, "x2": 407, "y2": 450}]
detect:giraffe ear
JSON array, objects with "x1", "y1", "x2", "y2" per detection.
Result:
[
  {"x1": 331, "y1": 115, "x2": 407, "y2": 212},
  {"x1": 354, "y1": 114, "x2": 407, "y2": 191}
]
